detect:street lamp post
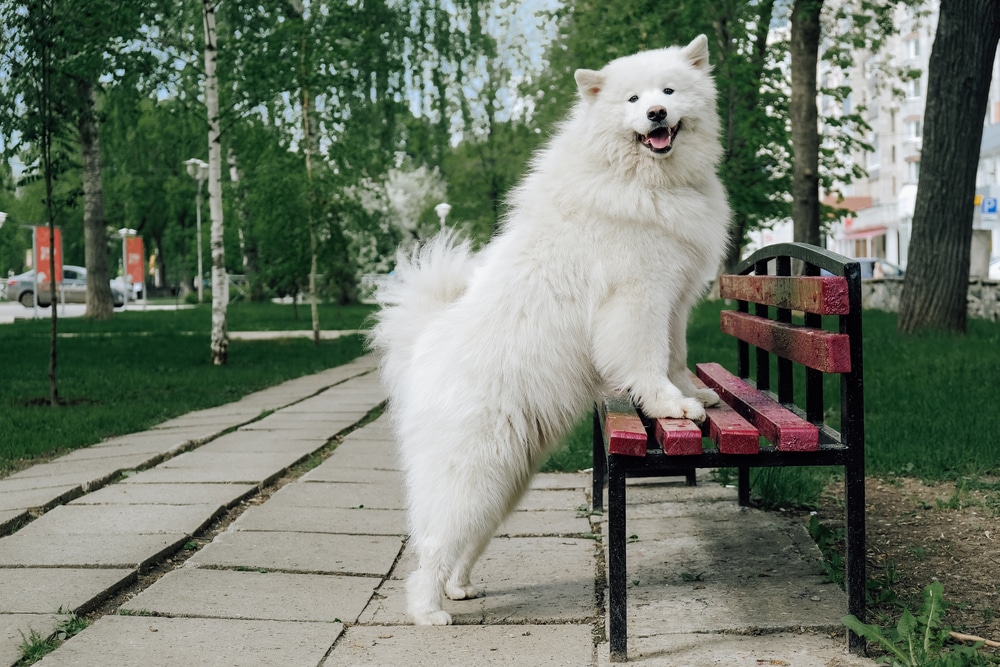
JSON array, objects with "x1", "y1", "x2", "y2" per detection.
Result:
[
  {"x1": 184, "y1": 158, "x2": 209, "y2": 304},
  {"x1": 434, "y1": 202, "x2": 452, "y2": 230}
]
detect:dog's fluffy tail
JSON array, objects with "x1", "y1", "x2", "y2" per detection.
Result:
[{"x1": 368, "y1": 231, "x2": 476, "y2": 405}]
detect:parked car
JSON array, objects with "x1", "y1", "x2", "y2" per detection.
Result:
[
  {"x1": 6, "y1": 265, "x2": 132, "y2": 308},
  {"x1": 856, "y1": 258, "x2": 905, "y2": 279}
]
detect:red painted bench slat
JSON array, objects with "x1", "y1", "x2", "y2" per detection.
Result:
[
  {"x1": 704, "y1": 402, "x2": 760, "y2": 454},
  {"x1": 604, "y1": 396, "x2": 647, "y2": 456},
  {"x1": 719, "y1": 275, "x2": 850, "y2": 314},
  {"x1": 696, "y1": 362, "x2": 819, "y2": 452},
  {"x1": 654, "y1": 418, "x2": 703, "y2": 455},
  {"x1": 720, "y1": 310, "x2": 852, "y2": 373}
]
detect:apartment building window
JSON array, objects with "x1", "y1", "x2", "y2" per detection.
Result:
[
  {"x1": 908, "y1": 161, "x2": 920, "y2": 182},
  {"x1": 905, "y1": 78, "x2": 922, "y2": 99},
  {"x1": 906, "y1": 119, "x2": 922, "y2": 140},
  {"x1": 906, "y1": 38, "x2": 920, "y2": 59}
]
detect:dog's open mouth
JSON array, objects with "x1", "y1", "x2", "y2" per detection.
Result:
[{"x1": 638, "y1": 122, "x2": 681, "y2": 154}]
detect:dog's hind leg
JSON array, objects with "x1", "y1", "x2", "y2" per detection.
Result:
[{"x1": 445, "y1": 462, "x2": 534, "y2": 601}]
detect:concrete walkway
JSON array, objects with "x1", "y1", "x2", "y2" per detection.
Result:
[{"x1": 0, "y1": 356, "x2": 875, "y2": 666}]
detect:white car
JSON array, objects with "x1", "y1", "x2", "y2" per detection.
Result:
[{"x1": 6, "y1": 265, "x2": 133, "y2": 308}]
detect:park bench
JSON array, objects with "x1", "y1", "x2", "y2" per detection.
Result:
[{"x1": 592, "y1": 243, "x2": 866, "y2": 662}]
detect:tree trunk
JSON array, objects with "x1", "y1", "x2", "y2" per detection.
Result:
[
  {"x1": 202, "y1": 0, "x2": 228, "y2": 365},
  {"x1": 898, "y1": 0, "x2": 1000, "y2": 334},
  {"x1": 790, "y1": 0, "x2": 823, "y2": 247},
  {"x1": 78, "y1": 81, "x2": 115, "y2": 320}
]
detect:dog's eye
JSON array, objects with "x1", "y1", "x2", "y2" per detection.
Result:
[
  {"x1": 628, "y1": 95, "x2": 638, "y2": 103},
  {"x1": 663, "y1": 88, "x2": 675, "y2": 95}
]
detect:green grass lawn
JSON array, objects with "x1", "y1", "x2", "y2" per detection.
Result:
[
  {"x1": 543, "y1": 299, "x2": 1000, "y2": 508},
  {"x1": 0, "y1": 302, "x2": 377, "y2": 475}
]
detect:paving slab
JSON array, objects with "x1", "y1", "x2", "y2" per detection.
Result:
[
  {"x1": 341, "y1": 423, "x2": 394, "y2": 440},
  {"x1": 0, "y1": 485, "x2": 80, "y2": 511},
  {"x1": 321, "y1": 440, "x2": 400, "y2": 470},
  {"x1": 516, "y1": 487, "x2": 588, "y2": 511},
  {"x1": 122, "y1": 451, "x2": 306, "y2": 485},
  {"x1": 2, "y1": 459, "x2": 123, "y2": 486},
  {"x1": 196, "y1": 432, "x2": 327, "y2": 454},
  {"x1": 0, "y1": 568, "x2": 134, "y2": 614},
  {"x1": 121, "y1": 568, "x2": 377, "y2": 623},
  {"x1": 44, "y1": 446, "x2": 164, "y2": 468},
  {"x1": 298, "y1": 466, "x2": 401, "y2": 485},
  {"x1": 619, "y1": 577, "x2": 847, "y2": 637},
  {"x1": 68, "y1": 483, "x2": 256, "y2": 507},
  {"x1": 34, "y1": 616, "x2": 342, "y2": 667},
  {"x1": 88, "y1": 429, "x2": 202, "y2": 451},
  {"x1": 0, "y1": 614, "x2": 62, "y2": 667},
  {"x1": 597, "y1": 630, "x2": 874, "y2": 667},
  {"x1": 364, "y1": 537, "x2": 596, "y2": 625},
  {"x1": 232, "y1": 503, "x2": 407, "y2": 535},
  {"x1": 497, "y1": 509, "x2": 592, "y2": 537},
  {"x1": 18, "y1": 504, "x2": 221, "y2": 536},
  {"x1": 0, "y1": 532, "x2": 186, "y2": 568},
  {"x1": 187, "y1": 530, "x2": 403, "y2": 576},
  {"x1": 265, "y1": 478, "x2": 405, "y2": 509},
  {"x1": 612, "y1": 512, "x2": 825, "y2": 584},
  {"x1": 239, "y1": 419, "x2": 355, "y2": 436},
  {"x1": 532, "y1": 471, "x2": 593, "y2": 490},
  {"x1": 325, "y1": 625, "x2": 594, "y2": 667}
]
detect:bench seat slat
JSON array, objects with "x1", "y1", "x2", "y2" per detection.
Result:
[
  {"x1": 720, "y1": 310, "x2": 852, "y2": 373},
  {"x1": 696, "y1": 362, "x2": 819, "y2": 452},
  {"x1": 603, "y1": 396, "x2": 647, "y2": 456},
  {"x1": 719, "y1": 275, "x2": 850, "y2": 314},
  {"x1": 705, "y1": 402, "x2": 760, "y2": 454},
  {"x1": 654, "y1": 418, "x2": 703, "y2": 455}
]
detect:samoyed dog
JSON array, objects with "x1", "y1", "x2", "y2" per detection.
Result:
[{"x1": 369, "y1": 34, "x2": 731, "y2": 625}]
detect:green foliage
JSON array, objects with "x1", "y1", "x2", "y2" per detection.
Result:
[{"x1": 843, "y1": 581, "x2": 996, "y2": 666}]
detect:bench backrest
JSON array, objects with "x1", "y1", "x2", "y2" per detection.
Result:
[{"x1": 718, "y1": 242, "x2": 864, "y2": 451}]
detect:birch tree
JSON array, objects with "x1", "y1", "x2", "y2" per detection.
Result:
[{"x1": 198, "y1": 0, "x2": 229, "y2": 365}]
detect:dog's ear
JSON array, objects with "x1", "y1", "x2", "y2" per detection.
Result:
[
  {"x1": 682, "y1": 34, "x2": 710, "y2": 70},
  {"x1": 574, "y1": 69, "x2": 604, "y2": 102}
]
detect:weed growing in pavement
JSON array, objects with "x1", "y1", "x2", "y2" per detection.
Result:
[
  {"x1": 16, "y1": 612, "x2": 89, "y2": 665},
  {"x1": 843, "y1": 581, "x2": 1000, "y2": 666},
  {"x1": 807, "y1": 514, "x2": 845, "y2": 588}
]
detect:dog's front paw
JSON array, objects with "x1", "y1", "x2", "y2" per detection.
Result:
[
  {"x1": 641, "y1": 392, "x2": 707, "y2": 423},
  {"x1": 694, "y1": 387, "x2": 720, "y2": 408}
]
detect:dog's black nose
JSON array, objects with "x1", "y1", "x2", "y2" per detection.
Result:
[{"x1": 646, "y1": 106, "x2": 667, "y2": 122}]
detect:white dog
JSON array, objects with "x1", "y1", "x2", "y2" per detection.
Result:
[{"x1": 369, "y1": 34, "x2": 731, "y2": 626}]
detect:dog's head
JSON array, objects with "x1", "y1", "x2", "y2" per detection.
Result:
[{"x1": 573, "y1": 35, "x2": 719, "y2": 166}]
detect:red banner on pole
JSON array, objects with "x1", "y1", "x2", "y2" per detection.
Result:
[
  {"x1": 125, "y1": 236, "x2": 144, "y2": 286},
  {"x1": 34, "y1": 226, "x2": 63, "y2": 283}
]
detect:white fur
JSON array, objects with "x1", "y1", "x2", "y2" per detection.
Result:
[{"x1": 368, "y1": 35, "x2": 731, "y2": 625}]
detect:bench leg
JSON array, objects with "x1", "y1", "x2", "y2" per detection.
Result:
[
  {"x1": 593, "y1": 406, "x2": 606, "y2": 513},
  {"x1": 844, "y1": 461, "x2": 867, "y2": 653},
  {"x1": 608, "y1": 454, "x2": 628, "y2": 662},
  {"x1": 738, "y1": 466, "x2": 750, "y2": 506}
]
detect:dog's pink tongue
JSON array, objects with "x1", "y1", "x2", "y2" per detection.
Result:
[{"x1": 647, "y1": 131, "x2": 672, "y2": 150}]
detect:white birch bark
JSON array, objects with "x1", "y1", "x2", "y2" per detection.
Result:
[{"x1": 202, "y1": 0, "x2": 228, "y2": 365}]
